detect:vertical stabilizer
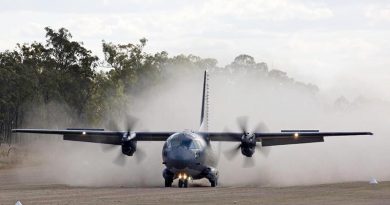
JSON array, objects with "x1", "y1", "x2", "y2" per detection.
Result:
[{"x1": 199, "y1": 70, "x2": 209, "y2": 131}]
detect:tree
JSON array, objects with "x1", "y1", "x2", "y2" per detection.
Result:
[
  {"x1": 43, "y1": 27, "x2": 99, "y2": 118},
  {"x1": 226, "y1": 54, "x2": 268, "y2": 74},
  {"x1": 0, "y1": 27, "x2": 319, "y2": 145}
]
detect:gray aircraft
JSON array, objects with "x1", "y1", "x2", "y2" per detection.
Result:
[{"x1": 12, "y1": 71, "x2": 372, "y2": 188}]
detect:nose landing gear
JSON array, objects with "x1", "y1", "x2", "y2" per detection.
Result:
[
  {"x1": 177, "y1": 172, "x2": 190, "y2": 188},
  {"x1": 178, "y1": 179, "x2": 188, "y2": 188}
]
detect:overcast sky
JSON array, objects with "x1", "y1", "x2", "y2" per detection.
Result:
[{"x1": 1, "y1": 0, "x2": 389, "y2": 100}]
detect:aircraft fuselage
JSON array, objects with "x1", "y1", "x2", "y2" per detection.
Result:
[{"x1": 161, "y1": 131, "x2": 219, "y2": 187}]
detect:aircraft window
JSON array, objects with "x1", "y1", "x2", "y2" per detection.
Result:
[
  {"x1": 195, "y1": 140, "x2": 202, "y2": 148},
  {"x1": 182, "y1": 139, "x2": 192, "y2": 148},
  {"x1": 167, "y1": 138, "x2": 199, "y2": 149},
  {"x1": 168, "y1": 139, "x2": 181, "y2": 148},
  {"x1": 189, "y1": 141, "x2": 199, "y2": 150}
]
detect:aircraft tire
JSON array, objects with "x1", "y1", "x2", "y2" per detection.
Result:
[
  {"x1": 178, "y1": 180, "x2": 184, "y2": 188},
  {"x1": 210, "y1": 179, "x2": 217, "y2": 187},
  {"x1": 183, "y1": 179, "x2": 188, "y2": 188},
  {"x1": 165, "y1": 179, "x2": 172, "y2": 187}
]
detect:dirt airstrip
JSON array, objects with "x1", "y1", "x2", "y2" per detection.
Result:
[{"x1": 1, "y1": 165, "x2": 390, "y2": 205}]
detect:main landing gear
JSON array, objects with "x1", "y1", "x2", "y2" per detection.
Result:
[
  {"x1": 163, "y1": 169, "x2": 173, "y2": 187},
  {"x1": 205, "y1": 167, "x2": 219, "y2": 187},
  {"x1": 165, "y1": 179, "x2": 173, "y2": 187}
]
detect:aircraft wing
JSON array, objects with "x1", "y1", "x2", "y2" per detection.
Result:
[
  {"x1": 203, "y1": 131, "x2": 373, "y2": 146},
  {"x1": 13, "y1": 129, "x2": 373, "y2": 146},
  {"x1": 12, "y1": 129, "x2": 175, "y2": 144}
]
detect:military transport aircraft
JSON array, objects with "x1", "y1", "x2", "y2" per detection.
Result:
[{"x1": 12, "y1": 71, "x2": 372, "y2": 188}]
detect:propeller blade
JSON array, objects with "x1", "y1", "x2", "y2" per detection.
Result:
[
  {"x1": 106, "y1": 115, "x2": 138, "y2": 132},
  {"x1": 124, "y1": 115, "x2": 138, "y2": 132},
  {"x1": 253, "y1": 122, "x2": 269, "y2": 133},
  {"x1": 101, "y1": 144, "x2": 118, "y2": 152},
  {"x1": 253, "y1": 122, "x2": 270, "y2": 157},
  {"x1": 135, "y1": 148, "x2": 146, "y2": 163},
  {"x1": 223, "y1": 144, "x2": 241, "y2": 160},
  {"x1": 243, "y1": 156, "x2": 255, "y2": 168},
  {"x1": 106, "y1": 115, "x2": 139, "y2": 166},
  {"x1": 256, "y1": 145, "x2": 271, "y2": 157},
  {"x1": 113, "y1": 152, "x2": 126, "y2": 166},
  {"x1": 237, "y1": 116, "x2": 249, "y2": 133}
]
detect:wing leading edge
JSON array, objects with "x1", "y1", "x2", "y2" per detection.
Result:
[
  {"x1": 203, "y1": 131, "x2": 373, "y2": 146},
  {"x1": 12, "y1": 129, "x2": 373, "y2": 146},
  {"x1": 12, "y1": 129, "x2": 175, "y2": 144}
]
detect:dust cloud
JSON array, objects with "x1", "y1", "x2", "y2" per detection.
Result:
[{"x1": 19, "y1": 69, "x2": 390, "y2": 187}]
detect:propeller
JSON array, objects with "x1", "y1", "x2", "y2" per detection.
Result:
[
  {"x1": 113, "y1": 150, "x2": 126, "y2": 166},
  {"x1": 223, "y1": 116, "x2": 270, "y2": 167},
  {"x1": 102, "y1": 115, "x2": 146, "y2": 166},
  {"x1": 252, "y1": 121, "x2": 271, "y2": 157},
  {"x1": 243, "y1": 156, "x2": 255, "y2": 168},
  {"x1": 237, "y1": 116, "x2": 249, "y2": 133},
  {"x1": 223, "y1": 143, "x2": 241, "y2": 160}
]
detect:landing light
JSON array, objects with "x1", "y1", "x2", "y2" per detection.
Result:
[
  {"x1": 82, "y1": 131, "x2": 86, "y2": 135},
  {"x1": 293, "y1": 133, "x2": 299, "y2": 139},
  {"x1": 178, "y1": 173, "x2": 189, "y2": 180}
]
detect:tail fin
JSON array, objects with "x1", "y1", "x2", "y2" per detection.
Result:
[{"x1": 200, "y1": 70, "x2": 209, "y2": 131}]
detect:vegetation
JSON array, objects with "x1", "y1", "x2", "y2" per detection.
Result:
[{"x1": 0, "y1": 27, "x2": 318, "y2": 145}]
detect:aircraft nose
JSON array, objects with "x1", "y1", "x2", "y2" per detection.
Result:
[{"x1": 166, "y1": 147, "x2": 194, "y2": 169}]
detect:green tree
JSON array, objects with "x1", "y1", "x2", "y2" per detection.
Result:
[
  {"x1": 226, "y1": 54, "x2": 268, "y2": 74},
  {"x1": 43, "y1": 27, "x2": 99, "y2": 118}
]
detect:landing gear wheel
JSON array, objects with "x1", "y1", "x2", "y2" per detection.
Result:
[
  {"x1": 178, "y1": 179, "x2": 189, "y2": 188},
  {"x1": 165, "y1": 179, "x2": 173, "y2": 187},
  {"x1": 163, "y1": 169, "x2": 174, "y2": 188},
  {"x1": 178, "y1": 180, "x2": 184, "y2": 188},
  {"x1": 210, "y1": 179, "x2": 218, "y2": 187}
]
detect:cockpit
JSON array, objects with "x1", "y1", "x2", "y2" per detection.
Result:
[{"x1": 166, "y1": 133, "x2": 202, "y2": 150}]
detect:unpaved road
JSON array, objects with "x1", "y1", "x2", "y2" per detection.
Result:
[{"x1": 1, "y1": 166, "x2": 390, "y2": 205}]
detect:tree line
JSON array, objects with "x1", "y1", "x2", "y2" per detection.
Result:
[{"x1": 0, "y1": 27, "x2": 318, "y2": 145}]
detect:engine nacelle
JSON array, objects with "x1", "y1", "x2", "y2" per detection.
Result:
[
  {"x1": 241, "y1": 146, "x2": 255, "y2": 157},
  {"x1": 240, "y1": 133, "x2": 256, "y2": 157},
  {"x1": 121, "y1": 140, "x2": 137, "y2": 156}
]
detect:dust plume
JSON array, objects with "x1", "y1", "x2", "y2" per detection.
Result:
[{"x1": 19, "y1": 68, "x2": 390, "y2": 187}]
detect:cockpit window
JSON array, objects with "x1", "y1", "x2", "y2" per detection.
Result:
[
  {"x1": 168, "y1": 138, "x2": 181, "y2": 148},
  {"x1": 167, "y1": 136, "x2": 200, "y2": 150},
  {"x1": 189, "y1": 141, "x2": 199, "y2": 149}
]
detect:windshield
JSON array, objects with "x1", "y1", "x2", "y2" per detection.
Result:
[{"x1": 167, "y1": 136, "x2": 200, "y2": 150}]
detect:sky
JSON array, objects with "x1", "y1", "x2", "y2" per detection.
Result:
[{"x1": 0, "y1": 0, "x2": 389, "y2": 100}]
